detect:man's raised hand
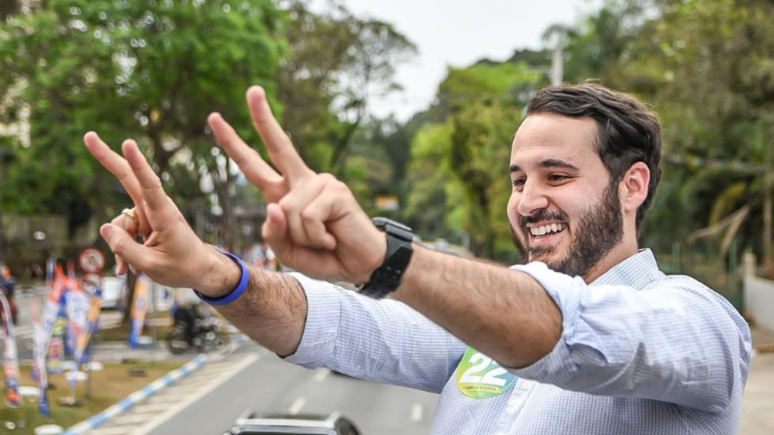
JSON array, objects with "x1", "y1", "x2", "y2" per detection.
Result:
[
  {"x1": 209, "y1": 86, "x2": 385, "y2": 284},
  {"x1": 84, "y1": 133, "x2": 240, "y2": 296}
]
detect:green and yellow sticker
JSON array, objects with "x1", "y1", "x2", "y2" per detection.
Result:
[{"x1": 456, "y1": 347, "x2": 518, "y2": 398}]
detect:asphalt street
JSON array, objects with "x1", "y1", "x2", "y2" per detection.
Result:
[{"x1": 145, "y1": 343, "x2": 438, "y2": 435}]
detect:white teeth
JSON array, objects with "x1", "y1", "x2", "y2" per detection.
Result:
[{"x1": 530, "y1": 224, "x2": 565, "y2": 236}]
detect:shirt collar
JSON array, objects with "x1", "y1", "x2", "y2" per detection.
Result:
[{"x1": 590, "y1": 248, "x2": 664, "y2": 289}]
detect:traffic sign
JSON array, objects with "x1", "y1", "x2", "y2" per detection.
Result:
[
  {"x1": 78, "y1": 248, "x2": 106, "y2": 273},
  {"x1": 82, "y1": 272, "x2": 102, "y2": 290}
]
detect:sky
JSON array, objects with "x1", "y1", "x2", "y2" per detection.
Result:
[{"x1": 322, "y1": 0, "x2": 603, "y2": 121}]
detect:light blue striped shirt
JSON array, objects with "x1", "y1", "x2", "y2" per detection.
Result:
[{"x1": 285, "y1": 249, "x2": 751, "y2": 434}]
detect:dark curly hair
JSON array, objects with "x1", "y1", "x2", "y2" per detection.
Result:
[{"x1": 526, "y1": 83, "x2": 663, "y2": 228}]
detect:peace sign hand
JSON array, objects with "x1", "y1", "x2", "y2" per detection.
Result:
[
  {"x1": 209, "y1": 87, "x2": 386, "y2": 284},
  {"x1": 84, "y1": 133, "x2": 240, "y2": 295}
]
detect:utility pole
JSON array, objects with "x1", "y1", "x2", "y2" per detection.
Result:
[
  {"x1": 542, "y1": 24, "x2": 567, "y2": 86},
  {"x1": 551, "y1": 36, "x2": 564, "y2": 86}
]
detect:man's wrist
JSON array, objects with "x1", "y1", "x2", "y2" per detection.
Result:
[{"x1": 199, "y1": 245, "x2": 245, "y2": 298}]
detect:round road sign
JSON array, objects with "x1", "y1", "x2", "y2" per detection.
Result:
[{"x1": 79, "y1": 248, "x2": 106, "y2": 273}]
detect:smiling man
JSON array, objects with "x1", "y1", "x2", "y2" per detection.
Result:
[{"x1": 88, "y1": 83, "x2": 751, "y2": 434}]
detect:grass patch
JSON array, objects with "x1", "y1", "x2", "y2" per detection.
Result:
[
  {"x1": 0, "y1": 360, "x2": 186, "y2": 433},
  {"x1": 95, "y1": 311, "x2": 173, "y2": 343}
]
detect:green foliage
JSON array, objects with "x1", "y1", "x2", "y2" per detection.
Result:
[
  {"x1": 276, "y1": 0, "x2": 416, "y2": 175},
  {"x1": 406, "y1": 62, "x2": 543, "y2": 260},
  {"x1": 0, "y1": 0, "x2": 285, "y2": 249}
]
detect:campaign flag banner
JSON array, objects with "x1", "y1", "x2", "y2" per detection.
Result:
[
  {"x1": 47, "y1": 337, "x2": 65, "y2": 374},
  {"x1": 63, "y1": 277, "x2": 82, "y2": 357},
  {"x1": 75, "y1": 288, "x2": 102, "y2": 366},
  {"x1": 48, "y1": 315, "x2": 68, "y2": 374},
  {"x1": 130, "y1": 275, "x2": 150, "y2": 348},
  {"x1": 66, "y1": 286, "x2": 91, "y2": 367},
  {"x1": 42, "y1": 269, "x2": 66, "y2": 338},
  {"x1": 30, "y1": 301, "x2": 50, "y2": 417},
  {"x1": 0, "y1": 293, "x2": 21, "y2": 408},
  {"x1": 46, "y1": 257, "x2": 54, "y2": 286}
]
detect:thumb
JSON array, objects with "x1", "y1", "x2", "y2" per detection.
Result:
[
  {"x1": 262, "y1": 203, "x2": 289, "y2": 257},
  {"x1": 100, "y1": 224, "x2": 146, "y2": 269}
]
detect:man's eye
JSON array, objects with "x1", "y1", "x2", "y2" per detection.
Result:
[
  {"x1": 512, "y1": 178, "x2": 526, "y2": 188},
  {"x1": 548, "y1": 174, "x2": 568, "y2": 182}
]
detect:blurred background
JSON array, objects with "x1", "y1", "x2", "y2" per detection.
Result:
[{"x1": 0, "y1": 0, "x2": 772, "y2": 311}]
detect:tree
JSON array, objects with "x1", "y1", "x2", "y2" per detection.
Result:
[
  {"x1": 0, "y1": 0, "x2": 286, "y2": 255},
  {"x1": 0, "y1": 0, "x2": 19, "y2": 21},
  {"x1": 616, "y1": 0, "x2": 774, "y2": 268},
  {"x1": 405, "y1": 62, "x2": 544, "y2": 260},
  {"x1": 276, "y1": 0, "x2": 416, "y2": 175}
]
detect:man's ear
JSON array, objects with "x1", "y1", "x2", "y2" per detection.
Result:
[{"x1": 621, "y1": 162, "x2": 650, "y2": 213}]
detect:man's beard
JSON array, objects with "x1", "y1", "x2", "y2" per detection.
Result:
[{"x1": 511, "y1": 182, "x2": 624, "y2": 278}]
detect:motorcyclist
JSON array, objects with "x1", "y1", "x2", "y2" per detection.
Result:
[{"x1": 172, "y1": 301, "x2": 205, "y2": 346}]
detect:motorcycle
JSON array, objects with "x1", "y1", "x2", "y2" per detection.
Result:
[{"x1": 166, "y1": 313, "x2": 231, "y2": 355}]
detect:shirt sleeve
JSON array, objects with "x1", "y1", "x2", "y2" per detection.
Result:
[
  {"x1": 507, "y1": 263, "x2": 751, "y2": 413},
  {"x1": 282, "y1": 273, "x2": 467, "y2": 394}
]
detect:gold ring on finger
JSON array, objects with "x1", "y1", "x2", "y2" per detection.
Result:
[{"x1": 121, "y1": 207, "x2": 139, "y2": 226}]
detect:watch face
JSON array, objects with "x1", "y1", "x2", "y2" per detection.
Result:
[{"x1": 373, "y1": 217, "x2": 413, "y2": 243}]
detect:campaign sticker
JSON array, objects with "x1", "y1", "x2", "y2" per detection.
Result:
[{"x1": 456, "y1": 347, "x2": 517, "y2": 399}]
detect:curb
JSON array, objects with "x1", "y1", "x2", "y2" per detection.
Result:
[{"x1": 61, "y1": 354, "x2": 208, "y2": 435}]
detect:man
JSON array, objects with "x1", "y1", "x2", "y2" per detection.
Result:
[{"x1": 85, "y1": 83, "x2": 750, "y2": 434}]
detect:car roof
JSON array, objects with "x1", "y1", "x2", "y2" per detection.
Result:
[{"x1": 229, "y1": 411, "x2": 343, "y2": 435}]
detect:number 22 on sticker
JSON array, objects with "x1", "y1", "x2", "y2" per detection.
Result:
[{"x1": 459, "y1": 352, "x2": 508, "y2": 386}]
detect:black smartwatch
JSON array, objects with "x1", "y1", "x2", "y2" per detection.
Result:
[{"x1": 357, "y1": 217, "x2": 414, "y2": 299}]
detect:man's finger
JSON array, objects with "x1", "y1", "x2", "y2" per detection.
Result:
[
  {"x1": 84, "y1": 132, "x2": 152, "y2": 236},
  {"x1": 122, "y1": 141, "x2": 175, "y2": 228},
  {"x1": 246, "y1": 86, "x2": 314, "y2": 185},
  {"x1": 100, "y1": 224, "x2": 149, "y2": 273},
  {"x1": 278, "y1": 174, "x2": 337, "y2": 249},
  {"x1": 262, "y1": 203, "x2": 290, "y2": 259},
  {"x1": 208, "y1": 113, "x2": 283, "y2": 192}
]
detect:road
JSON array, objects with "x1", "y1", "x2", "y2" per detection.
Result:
[
  {"x1": 145, "y1": 343, "x2": 438, "y2": 435},
  {"x1": 8, "y1": 287, "x2": 441, "y2": 434}
]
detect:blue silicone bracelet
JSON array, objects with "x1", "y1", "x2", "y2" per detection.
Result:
[{"x1": 193, "y1": 251, "x2": 250, "y2": 306}]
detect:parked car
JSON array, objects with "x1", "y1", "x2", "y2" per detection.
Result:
[
  {"x1": 100, "y1": 276, "x2": 126, "y2": 310},
  {"x1": 223, "y1": 410, "x2": 361, "y2": 435}
]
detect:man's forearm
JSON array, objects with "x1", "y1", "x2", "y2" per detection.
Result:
[
  {"x1": 213, "y1": 265, "x2": 307, "y2": 356},
  {"x1": 394, "y1": 245, "x2": 562, "y2": 368}
]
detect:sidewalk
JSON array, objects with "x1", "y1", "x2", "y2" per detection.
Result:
[
  {"x1": 740, "y1": 325, "x2": 774, "y2": 435},
  {"x1": 751, "y1": 323, "x2": 774, "y2": 352}
]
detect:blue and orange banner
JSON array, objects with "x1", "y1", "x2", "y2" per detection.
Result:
[
  {"x1": 66, "y1": 285, "x2": 91, "y2": 367},
  {"x1": 130, "y1": 275, "x2": 150, "y2": 348},
  {"x1": 75, "y1": 289, "x2": 102, "y2": 367},
  {"x1": 0, "y1": 292, "x2": 21, "y2": 408},
  {"x1": 30, "y1": 301, "x2": 50, "y2": 417},
  {"x1": 44, "y1": 264, "x2": 68, "y2": 374}
]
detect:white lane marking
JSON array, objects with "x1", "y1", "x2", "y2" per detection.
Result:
[
  {"x1": 313, "y1": 368, "x2": 331, "y2": 382},
  {"x1": 288, "y1": 397, "x2": 307, "y2": 415},
  {"x1": 128, "y1": 353, "x2": 260, "y2": 435},
  {"x1": 410, "y1": 403, "x2": 423, "y2": 423}
]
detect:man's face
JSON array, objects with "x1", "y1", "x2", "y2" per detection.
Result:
[{"x1": 507, "y1": 114, "x2": 624, "y2": 278}]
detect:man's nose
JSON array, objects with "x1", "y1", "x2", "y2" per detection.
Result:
[{"x1": 516, "y1": 182, "x2": 549, "y2": 217}]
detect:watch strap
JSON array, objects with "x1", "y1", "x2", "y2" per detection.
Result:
[{"x1": 358, "y1": 218, "x2": 414, "y2": 299}]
